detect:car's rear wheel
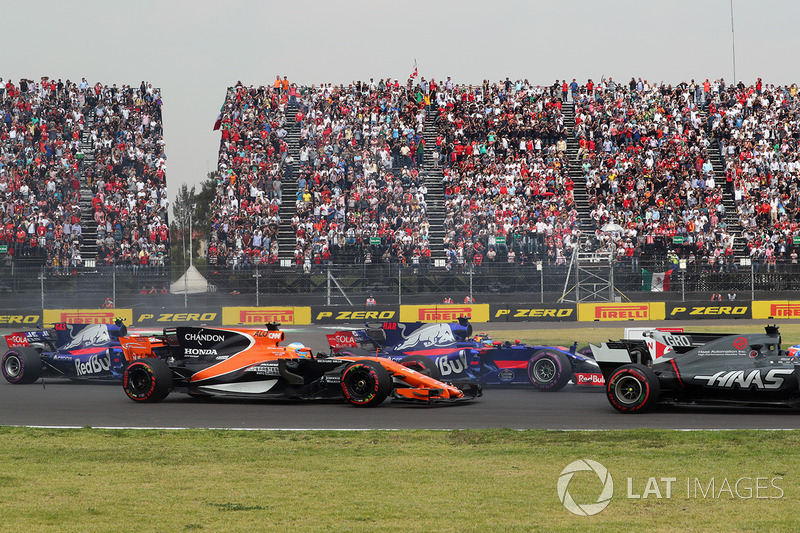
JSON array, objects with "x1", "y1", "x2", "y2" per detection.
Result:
[
  {"x1": 340, "y1": 360, "x2": 391, "y2": 407},
  {"x1": 123, "y1": 359, "x2": 173, "y2": 403},
  {"x1": 527, "y1": 350, "x2": 572, "y2": 391},
  {"x1": 398, "y1": 355, "x2": 442, "y2": 380},
  {"x1": 606, "y1": 364, "x2": 660, "y2": 413},
  {"x1": 2, "y1": 347, "x2": 42, "y2": 384}
]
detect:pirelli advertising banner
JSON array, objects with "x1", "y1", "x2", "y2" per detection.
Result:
[
  {"x1": 43, "y1": 309, "x2": 134, "y2": 325},
  {"x1": 399, "y1": 304, "x2": 490, "y2": 323},
  {"x1": 490, "y1": 304, "x2": 576, "y2": 322},
  {"x1": 666, "y1": 302, "x2": 751, "y2": 320},
  {"x1": 221, "y1": 306, "x2": 311, "y2": 325},
  {"x1": 578, "y1": 302, "x2": 666, "y2": 322},
  {"x1": 752, "y1": 301, "x2": 800, "y2": 320},
  {"x1": 312, "y1": 306, "x2": 399, "y2": 324}
]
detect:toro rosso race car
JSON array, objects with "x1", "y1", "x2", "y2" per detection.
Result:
[
  {"x1": 591, "y1": 326, "x2": 800, "y2": 412},
  {"x1": 1, "y1": 320, "x2": 139, "y2": 384},
  {"x1": 326, "y1": 319, "x2": 603, "y2": 391},
  {"x1": 120, "y1": 324, "x2": 481, "y2": 407}
]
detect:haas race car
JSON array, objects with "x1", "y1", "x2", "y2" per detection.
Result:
[
  {"x1": 592, "y1": 326, "x2": 800, "y2": 412},
  {"x1": 120, "y1": 324, "x2": 481, "y2": 407},
  {"x1": 327, "y1": 319, "x2": 603, "y2": 391},
  {"x1": 2, "y1": 320, "x2": 140, "y2": 384}
]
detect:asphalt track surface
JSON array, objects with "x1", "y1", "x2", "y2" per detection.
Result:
[{"x1": 2, "y1": 321, "x2": 800, "y2": 430}]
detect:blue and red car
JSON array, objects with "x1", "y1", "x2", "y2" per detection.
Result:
[
  {"x1": 1, "y1": 321, "x2": 138, "y2": 384},
  {"x1": 327, "y1": 319, "x2": 604, "y2": 391}
]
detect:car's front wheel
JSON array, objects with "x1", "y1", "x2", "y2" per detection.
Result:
[
  {"x1": 2, "y1": 347, "x2": 42, "y2": 384},
  {"x1": 606, "y1": 364, "x2": 660, "y2": 413},
  {"x1": 340, "y1": 360, "x2": 391, "y2": 407},
  {"x1": 123, "y1": 359, "x2": 173, "y2": 403}
]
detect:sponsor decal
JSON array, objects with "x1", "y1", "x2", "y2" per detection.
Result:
[
  {"x1": 669, "y1": 306, "x2": 750, "y2": 317},
  {"x1": 184, "y1": 348, "x2": 218, "y2": 356},
  {"x1": 222, "y1": 307, "x2": 311, "y2": 325},
  {"x1": 240, "y1": 309, "x2": 294, "y2": 323},
  {"x1": 693, "y1": 369, "x2": 793, "y2": 389},
  {"x1": 184, "y1": 332, "x2": 226, "y2": 343},
  {"x1": 75, "y1": 353, "x2": 111, "y2": 376},
  {"x1": 574, "y1": 373, "x2": 605, "y2": 385},
  {"x1": 497, "y1": 369, "x2": 515, "y2": 382},
  {"x1": 733, "y1": 337, "x2": 748, "y2": 350},
  {"x1": 248, "y1": 364, "x2": 280, "y2": 376},
  {"x1": 314, "y1": 310, "x2": 397, "y2": 322},
  {"x1": 0, "y1": 315, "x2": 39, "y2": 324},
  {"x1": 595, "y1": 305, "x2": 649, "y2": 320},
  {"x1": 137, "y1": 312, "x2": 218, "y2": 323},
  {"x1": 396, "y1": 324, "x2": 456, "y2": 351},
  {"x1": 44, "y1": 309, "x2": 133, "y2": 325},
  {"x1": 60, "y1": 312, "x2": 116, "y2": 324},
  {"x1": 5, "y1": 334, "x2": 28, "y2": 347},
  {"x1": 418, "y1": 306, "x2": 473, "y2": 321},
  {"x1": 435, "y1": 353, "x2": 467, "y2": 376},
  {"x1": 492, "y1": 306, "x2": 575, "y2": 321},
  {"x1": 770, "y1": 303, "x2": 800, "y2": 318}
]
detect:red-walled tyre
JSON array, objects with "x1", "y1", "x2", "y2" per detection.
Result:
[
  {"x1": 123, "y1": 359, "x2": 173, "y2": 403},
  {"x1": 399, "y1": 355, "x2": 442, "y2": 380},
  {"x1": 2, "y1": 347, "x2": 42, "y2": 384},
  {"x1": 341, "y1": 360, "x2": 391, "y2": 407},
  {"x1": 606, "y1": 364, "x2": 660, "y2": 413},
  {"x1": 527, "y1": 350, "x2": 572, "y2": 391}
]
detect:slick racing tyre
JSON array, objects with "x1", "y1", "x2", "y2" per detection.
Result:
[
  {"x1": 398, "y1": 355, "x2": 442, "y2": 380},
  {"x1": 527, "y1": 350, "x2": 572, "y2": 391},
  {"x1": 606, "y1": 364, "x2": 660, "y2": 413},
  {"x1": 2, "y1": 347, "x2": 42, "y2": 384},
  {"x1": 341, "y1": 360, "x2": 392, "y2": 407},
  {"x1": 123, "y1": 359, "x2": 173, "y2": 403}
]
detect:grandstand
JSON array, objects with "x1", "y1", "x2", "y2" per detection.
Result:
[{"x1": 0, "y1": 77, "x2": 168, "y2": 273}]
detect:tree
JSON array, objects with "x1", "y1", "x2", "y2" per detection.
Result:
[{"x1": 170, "y1": 174, "x2": 218, "y2": 276}]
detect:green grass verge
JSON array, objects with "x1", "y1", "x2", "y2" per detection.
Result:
[
  {"x1": 0, "y1": 428, "x2": 797, "y2": 532},
  {"x1": 483, "y1": 323, "x2": 800, "y2": 350}
]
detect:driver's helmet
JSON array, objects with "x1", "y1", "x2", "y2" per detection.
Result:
[
  {"x1": 472, "y1": 333, "x2": 493, "y2": 346},
  {"x1": 286, "y1": 342, "x2": 312, "y2": 358},
  {"x1": 788, "y1": 344, "x2": 800, "y2": 358}
]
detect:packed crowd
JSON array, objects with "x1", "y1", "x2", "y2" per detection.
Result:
[
  {"x1": 435, "y1": 79, "x2": 579, "y2": 267},
  {"x1": 710, "y1": 79, "x2": 800, "y2": 270},
  {"x1": 210, "y1": 76, "x2": 800, "y2": 271},
  {"x1": 0, "y1": 76, "x2": 168, "y2": 271}
]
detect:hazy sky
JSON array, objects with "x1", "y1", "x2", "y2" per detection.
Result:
[{"x1": 4, "y1": 1, "x2": 798, "y2": 205}]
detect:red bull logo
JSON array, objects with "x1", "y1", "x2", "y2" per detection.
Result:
[
  {"x1": 594, "y1": 305, "x2": 649, "y2": 320},
  {"x1": 418, "y1": 307, "x2": 472, "y2": 321},
  {"x1": 239, "y1": 309, "x2": 294, "y2": 323},
  {"x1": 59, "y1": 312, "x2": 116, "y2": 324}
]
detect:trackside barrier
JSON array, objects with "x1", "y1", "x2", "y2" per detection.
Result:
[
  {"x1": 666, "y1": 302, "x2": 751, "y2": 319},
  {"x1": 752, "y1": 301, "x2": 800, "y2": 320},
  {"x1": 312, "y1": 306, "x2": 399, "y2": 324},
  {"x1": 43, "y1": 309, "x2": 133, "y2": 325},
  {"x1": 490, "y1": 304, "x2": 576, "y2": 322},
  {"x1": 134, "y1": 309, "x2": 222, "y2": 327},
  {"x1": 221, "y1": 307, "x2": 311, "y2": 325},
  {"x1": 399, "y1": 304, "x2": 490, "y2": 323},
  {"x1": 577, "y1": 302, "x2": 666, "y2": 322}
]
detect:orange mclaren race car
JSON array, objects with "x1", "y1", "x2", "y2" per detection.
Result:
[{"x1": 119, "y1": 324, "x2": 481, "y2": 407}]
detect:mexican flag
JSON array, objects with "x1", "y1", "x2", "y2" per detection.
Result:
[{"x1": 642, "y1": 269, "x2": 673, "y2": 292}]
